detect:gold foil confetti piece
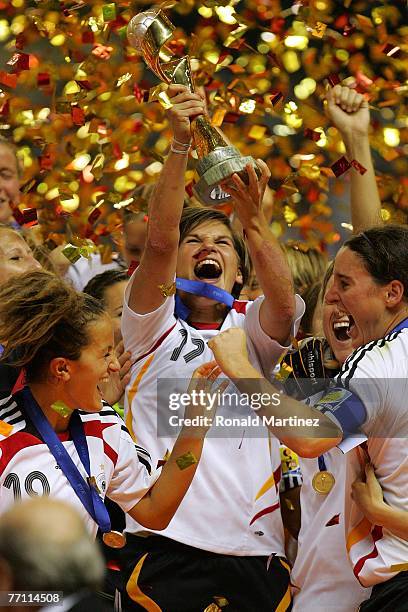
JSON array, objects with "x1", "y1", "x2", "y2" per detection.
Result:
[
  {"x1": 248, "y1": 125, "x2": 267, "y2": 140},
  {"x1": 275, "y1": 363, "x2": 293, "y2": 383},
  {"x1": 213, "y1": 596, "x2": 229, "y2": 608},
  {"x1": 176, "y1": 451, "x2": 198, "y2": 470},
  {"x1": 158, "y1": 282, "x2": 176, "y2": 298},
  {"x1": 62, "y1": 244, "x2": 81, "y2": 264},
  {"x1": 311, "y1": 22, "x2": 327, "y2": 39},
  {"x1": 51, "y1": 401, "x2": 73, "y2": 418},
  {"x1": 390, "y1": 563, "x2": 408, "y2": 572}
]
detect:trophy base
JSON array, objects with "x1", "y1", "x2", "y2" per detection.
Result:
[{"x1": 193, "y1": 147, "x2": 259, "y2": 206}]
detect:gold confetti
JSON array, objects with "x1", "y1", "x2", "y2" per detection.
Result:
[
  {"x1": 158, "y1": 282, "x2": 176, "y2": 298},
  {"x1": 0, "y1": 0, "x2": 405, "y2": 253},
  {"x1": 390, "y1": 563, "x2": 408, "y2": 572},
  {"x1": 213, "y1": 596, "x2": 229, "y2": 608},
  {"x1": 211, "y1": 108, "x2": 227, "y2": 127},
  {"x1": 51, "y1": 401, "x2": 73, "y2": 418},
  {"x1": 62, "y1": 244, "x2": 81, "y2": 264},
  {"x1": 311, "y1": 22, "x2": 327, "y2": 39},
  {"x1": 275, "y1": 363, "x2": 293, "y2": 383},
  {"x1": 176, "y1": 451, "x2": 198, "y2": 470},
  {"x1": 116, "y1": 73, "x2": 133, "y2": 88},
  {"x1": 248, "y1": 125, "x2": 267, "y2": 140}
]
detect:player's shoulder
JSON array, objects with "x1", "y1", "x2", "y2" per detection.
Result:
[
  {"x1": 78, "y1": 402, "x2": 123, "y2": 427},
  {"x1": 224, "y1": 300, "x2": 251, "y2": 324},
  {"x1": 339, "y1": 328, "x2": 408, "y2": 385},
  {"x1": 0, "y1": 394, "x2": 26, "y2": 440}
]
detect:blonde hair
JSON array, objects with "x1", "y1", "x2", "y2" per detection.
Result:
[
  {"x1": 0, "y1": 225, "x2": 24, "y2": 255},
  {"x1": 281, "y1": 243, "x2": 327, "y2": 296}
]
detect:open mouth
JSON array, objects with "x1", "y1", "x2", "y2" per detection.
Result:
[
  {"x1": 97, "y1": 379, "x2": 109, "y2": 397},
  {"x1": 333, "y1": 315, "x2": 355, "y2": 342},
  {"x1": 194, "y1": 258, "x2": 222, "y2": 280}
]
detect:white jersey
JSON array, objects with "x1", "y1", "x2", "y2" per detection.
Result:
[
  {"x1": 122, "y1": 277, "x2": 304, "y2": 555},
  {"x1": 317, "y1": 326, "x2": 408, "y2": 587},
  {"x1": 65, "y1": 252, "x2": 122, "y2": 291},
  {"x1": 290, "y1": 389, "x2": 369, "y2": 610},
  {"x1": 292, "y1": 449, "x2": 370, "y2": 611},
  {"x1": 0, "y1": 393, "x2": 153, "y2": 538}
]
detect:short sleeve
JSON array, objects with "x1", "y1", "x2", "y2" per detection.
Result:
[
  {"x1": 121, "y1": 272, "x2": 177, "y2": 358},
  {"x1": 107, "y1": 427, "x2": 156, "y2": 512},
  {"x1": 244, "y1": 294, "x2": 305, "y2": 378}
]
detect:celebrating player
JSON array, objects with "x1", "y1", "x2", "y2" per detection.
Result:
[
  {"x1": 209, "y1": 224, "x2": 408, "y2": 611},
  {"x1": 121, "y1": 84, "x2": 304, "y2": 610},
  {"x1": 0, "y1": 270, "x2": 222, "y2": 541},
  {"x1": 281, "y1": 81, "x2": 383, "y2": 612}
]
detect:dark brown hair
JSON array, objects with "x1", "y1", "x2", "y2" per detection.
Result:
[
  {"x1": 343, "y1": 225, "x2": 408, "y2": 298},
  {"x1": 84, "y1": 269, "x2": 128, "y2": 306}
]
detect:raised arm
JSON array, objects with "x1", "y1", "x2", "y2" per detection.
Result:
[
  {"x1": 128, "y1": 85, "x2": 205, "y2": 314},
  {"x1": 326, "y1": 83, "x2": 382, "y2": 234},
  {"x1": 222, "y1": 161, "x2": 296, "y2": 345}
]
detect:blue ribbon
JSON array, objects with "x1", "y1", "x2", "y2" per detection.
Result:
[
  {"x1": 318, "y1": 455, "x2": 327, "y2": 472},
  {"x1": 174, "y1": 278, "x2": 234, "y2": 320},
  {"x1": 390, "y1": 317, "x2": 408, "y2": 335},
  {"x1": 21, "y1": 387, "x2": 111, "y2": 533}
]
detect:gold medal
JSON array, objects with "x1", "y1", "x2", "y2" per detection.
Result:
[
  {"x1": 312, "y1": 471, "x2": 335, "y2": 494},
  {"x1": 102, "y1": 530, "x2": 127, "y2": 549}
]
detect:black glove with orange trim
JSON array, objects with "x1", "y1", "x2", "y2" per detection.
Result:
[{"x1": 279, "y1": 337, "x2": 339, "y2": 400}]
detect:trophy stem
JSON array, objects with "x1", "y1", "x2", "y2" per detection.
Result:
[{"x1": 191, "y1": 116, "x2": 228, "y2": 159}]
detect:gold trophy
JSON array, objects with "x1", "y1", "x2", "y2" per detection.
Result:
[{"x1": 127, "y1": 6, "x2": 259, "y2": 206}]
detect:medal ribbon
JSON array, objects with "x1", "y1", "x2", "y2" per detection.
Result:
[
  {"x1": 175, "y1": 278, "x2": 234, "y2": 320},
  {"x1": 22, "y1": 387, "x2": 111, "y2": 533},
  {"x1": 318, "y1": 455, "x2": 327, "y2": 472},
  {"x1": 389, "y1": 317, "x2": 408, "y2": 335}
]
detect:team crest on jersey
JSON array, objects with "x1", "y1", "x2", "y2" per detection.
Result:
[
  {"x1": 316, "y1": 388, "x2": 352, "y2": 412},
  {"x1": 95, "y1": 472, "x2": 107, "y2": 496}
]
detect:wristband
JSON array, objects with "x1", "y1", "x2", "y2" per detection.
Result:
[
  {"x1": 172, "y1": 137, "x2": 192, "y2": 148},
  {"x1": 170, "y1": 144, "x2": 190, "y2": 155}
]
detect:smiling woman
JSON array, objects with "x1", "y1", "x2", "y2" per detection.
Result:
[
  {"x1": 209, "y1": 224, "x2": 408, "y2": 611},
  {"x1": 326, "y1": 225, "x2": 408, "y2": 349},
  {"x1": 178, "y1": 205, "x2": 250, "y2": 299},
  {"x1": 0, "y1": 270, "x2": 219, "y2": 545}
]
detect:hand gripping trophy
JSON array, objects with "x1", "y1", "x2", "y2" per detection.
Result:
[{"x1": 127, "y1": 6, "x2": 259, "y2": 206}]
